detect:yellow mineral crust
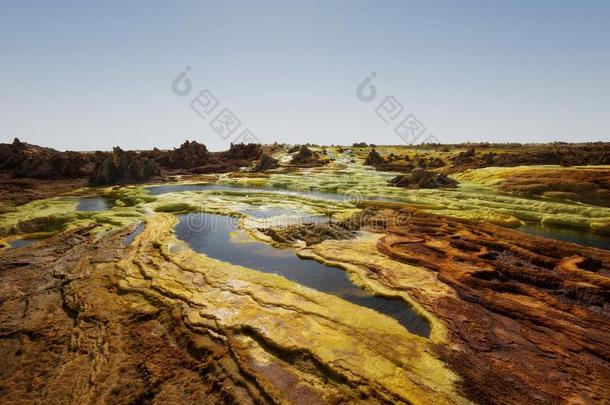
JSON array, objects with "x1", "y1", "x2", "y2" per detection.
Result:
[
  {"x1": 117, "y1": 213, "x2": 469, "y2": 404},
  {"x1": 299, "y1": 232, "x2": 450, "y2": 343}
]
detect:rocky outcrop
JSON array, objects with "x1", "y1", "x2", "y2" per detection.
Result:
[
  {"x1": 154, "y1": 140, "x2": 210, "y2": 169},
  {"x1": 90, "y1": 147, "x2": 160, "y2": 185},
  {"x1": 0, "y1": 138, "x2": 93, "y2": 179},
  {"x1": 389, "y1": 168, "x2": 458, "y2": 189},
  {"x1": 252, "y1": 154, "x2": 279, "y2": 172},
  {"x1": 411, "y1": 155, "x2": 445, "y2": 169},
  {"x1": 289, "y1": 145, "x2": 328, "y2": 166},
  {"x1": 364, "y1": 148, "x2": 385, "y2": 166},
  {"x1": 221, "y1": 143, "x2": 262, "y2": 161},
  {"x1": 152, "y1": 141, "x2": 262, "y2": 174},
  {"x1": 449, "y1": 148, "x2": 476, "y2": 166},
  {"x1": 364, "y1": 149, "x2": 446, "y2": 172},
  {"x1": 448, "y1": 144, "x2": 610, "y2": 171}
]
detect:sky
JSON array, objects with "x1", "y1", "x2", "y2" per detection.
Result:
[{"x1": 1, "y1": 0, "x2": 609, "y2": 151}]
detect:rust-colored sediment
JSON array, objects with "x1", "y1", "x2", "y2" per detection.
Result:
[{"x1": 358, "y1": 208, "x2": 609, "y2": 404}]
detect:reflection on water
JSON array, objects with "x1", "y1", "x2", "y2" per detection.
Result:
[
  {"x1": 9, "y1": 239, "x2": 39, "y2": 249},
  {"x1": 240, "y1": 206, "x2": 307, "y2": 218},
  {"x1": 77, "y1": 197, "x2": 113, "y2": 212},
  {"x1": 240, "y1": 206, "x2": 330, "y2": 228},
  {"x1": 518, "y1": 224, "x2": 610, "y2": 251},
  {"x1": 146, "y1": 184, "x2": 351, "y2": 201},
  {"x1": 123, "y1": 223, "x2": 145, "y2": 246},
  {"x1": 174, "y1": 213, "x2": 431, "y2": 337},
  {"x1": 89, "y1": 182, "x2": 609, "y2": 251}
]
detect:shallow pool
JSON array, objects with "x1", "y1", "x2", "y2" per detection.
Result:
[
  {"x1": 76, "y1": 197, "x2": 113, "y2": 212},
  {"x1": 146, "y1": 183, "x2": 377, "y2": 202},
  {"x1": 174, "y1": 213, "x2": 431, "y2": 337},
  {"x1": 123, "y1": 223, "x2": 145, "y2": 246},
  {"x1": 8, "y1": 238, "x2": 39, "y2": 249},
  {"x1": 518, "y1": 223, "x2": 610, "y2": 251}
]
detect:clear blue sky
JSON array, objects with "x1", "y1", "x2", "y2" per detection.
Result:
[{"x1": 1, "y1": 0, "x2": 609, "y2": 151}]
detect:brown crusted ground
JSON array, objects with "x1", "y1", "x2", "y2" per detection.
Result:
[
  {"x1": 356, "y1": 143, "x2": 610, "y2": 174},
  {"x1": 0, "y1": 227, "x2": 263, "y2": 403},
  {"x1": 496, "y1": 167, "x2": 610, "y2": 207},
  {"x1": 359, "y1": 206, "x2": 610, "y2": 404},
  {"x1": 446, "y1": 143, "x2": 610, "y2": 171},
  {"x1": 0, "y1": 173, "x2": 88, "y2": 207},
  {"x1": 0, "y1": 228, "x2": 339, "y2": 404}
]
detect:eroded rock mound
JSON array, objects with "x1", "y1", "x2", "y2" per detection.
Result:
[
  {"x1": 153, "y1": 141, "x2": 263, "y2": 174},
  {"x1": 364, "y1": 148, "x2": 443, "y2": 172},
  {"x1": 449, "y1": 148, "x2": 476, "y2": 166},
  {"x1": 365, "y1": 148, "x2": 385, "y2": 166},
  {"x1": 389, "y1": 168, "x2": 458, "y2": 189},
  {"x1": 252, "y1": 154, "x2": 279, "y2": 172},
  {"x1": 0, "y1": 138, "x2": 93, "y2": 179},
  {"x1": 155, "y1": 140, "x2": 210, "y2": 169},
  {"x1": 289, "y1": 145, "x2": 328, "y2": 166},
  {"x1": 221, "y1": 143, "x2": 262, "y2": 161},
  {"x1": 90, "y1": 147, "x2": 160, "y2": 185}
]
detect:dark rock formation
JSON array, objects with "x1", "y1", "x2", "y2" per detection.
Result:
[
  {"x1": 420, "y1": 157, "x2": 446, "y2": 168},
  {"x1": 448, "y1": 144, "x2": 610, "y2": 171},
  {"x1": 292, "y1": 145, "x2": 313, "y2": 161},
  {"x1": 364, "y1": 148, "x2": 385, "y2": 166},
  {"x1": 252, "y1": 154, "x2": 279, "y2": 172},
  {"x1": 450, "y1": 148, "x2": 476, "y2": 166},
  {"x1": 151, "y1": 141, "x2": 262, "y2": 174},
  {"x1": 0, "y1": 138, "x2": 93, "y2": 179},
  {"x1": 90, "y1": 147, "x2": 160, "y2": 185},
  {"x1": 154, "y1": 140, "x2": 209, "y2": 169},
  {"x1": 389, "y1": 168, "x2": 458, "y2": 189},
  {"x1": 289, "y1": 146, "x2": 328, "y2": 166},
  {"x1": 221, "y1": 143, "x2": 262, "y2": 161}
]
